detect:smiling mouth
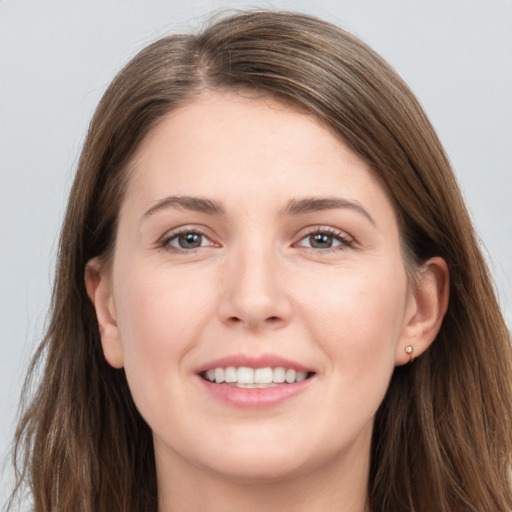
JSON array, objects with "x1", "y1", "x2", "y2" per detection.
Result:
[{"x1": 200, "y1": 366, "x2": 314, "y2": 388}]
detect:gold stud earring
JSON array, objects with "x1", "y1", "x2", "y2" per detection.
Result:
[{"x1": 405, "y1": 345, "x2": 414, "y2": 362}]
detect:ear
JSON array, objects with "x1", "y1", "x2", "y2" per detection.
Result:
[
  {"x1": 85, "y1": 258, "x2": 124, "y2": 369},
  {"x1": 396, "y1": 257, "x2": 449, "y2": 365}
]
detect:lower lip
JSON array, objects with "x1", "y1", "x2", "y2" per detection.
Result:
[{"x1": 197, "y1": 375, "x2": 314, "y2": 408}]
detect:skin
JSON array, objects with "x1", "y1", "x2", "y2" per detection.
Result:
[{"x1": 86, "y1": 91, "x2": 448, "y2": 512}]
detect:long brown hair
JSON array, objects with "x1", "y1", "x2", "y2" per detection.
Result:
[{"x1": 8, "y1": 10, "x2": 512, "y2": 512}]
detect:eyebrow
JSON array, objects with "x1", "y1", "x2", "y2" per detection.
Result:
[
  {"x1": 284, "y1": 197, "x2": 376, "y2": 225},
  {"x1": 143, "y1": 196, "x2": 226, "y2": 218},
  {"x1": 142, "y1": 195, "x2": 375, "y2": 225}
]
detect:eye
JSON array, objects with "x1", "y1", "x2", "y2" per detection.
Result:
[
  {"x1": 296, "y1": 228, "x2": 352, "y2": 250},
  {"x1": 162, "y1": 230, "x2": 213, "y2": 250}
]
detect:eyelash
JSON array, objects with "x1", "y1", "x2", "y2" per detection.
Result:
[
  {"x1": 157, "y1": 226, "x2": 354, "y2": 253},
  {"x1": 295, "y1": 227, "x2": 354, "y2": 252},
  {"x1": 158, "y1": 227, "x2": 214, "y2": 253}
]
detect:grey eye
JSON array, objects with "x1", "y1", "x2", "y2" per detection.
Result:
[
  {"x1": 168, "y1": 232, "x2": 209, "y2": 249},
  {"x1": 178, "y1": 233, "x2": 202, "y2": 248},
  {"x1": 298, "y1": 232, "x2": 343, "y2": 249},
  {"x1": 308, "y1": 233, "x2": 335, "y2": 248}
]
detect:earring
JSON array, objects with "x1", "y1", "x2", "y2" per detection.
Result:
[{"x1": 405, "y1": 345, "x2": 414, "y2": 362}]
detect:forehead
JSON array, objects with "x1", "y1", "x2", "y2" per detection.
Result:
[
  {"x1": 122, "y1": 91, "x2": 395, "y2": 222},
  {"x1": 132, "y1": 93, "x2": 375, "y2": 191}
]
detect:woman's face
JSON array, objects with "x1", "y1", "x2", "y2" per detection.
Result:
[{"x1": 93, "y1": 92, "x2": 423, "y2": 484}]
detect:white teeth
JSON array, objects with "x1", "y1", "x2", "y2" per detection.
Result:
[
  {"x1": 285, "y1": 369, "x2": 296, "y2": 383},
  {"x1": 273, "y1": 367, "x2": 286, "y2": 383},
  {"x1": 215, "y1": 368, "x2": 225, "y2": 383},
  {"x1": 224, "y1": 366, "x2": 237, "y2": 383},
  {"x1": 295, "y1": 371, "x2": 307, "y2": 382},
  {"x1": 203, "y1": 366, "x2": 311, "y2": 385},
  {"x1": 254, "y1": 367, "x2": 273, "y2": 384},
  {"x1": 237, "y1": 367, "x2": 254, "y2": 384}
]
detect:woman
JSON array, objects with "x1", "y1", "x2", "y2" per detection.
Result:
[{"x1": 8, "y1": 10, "x2": 512, "y2": 512}]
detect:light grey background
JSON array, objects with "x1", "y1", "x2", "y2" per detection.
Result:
[{"x1": 1, "y1": 0, "x2": 511, "y2": 502}]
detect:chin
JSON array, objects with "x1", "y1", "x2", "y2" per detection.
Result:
[
  {"x1": 196, "y1": 432, "x2": 336, "y2": 485},
  {"x1": 207, "y1": 453, "x2": 310, "y2": 484},
  {"x1": 193, "y1": 419, "x2": 374, "y2": 486}
]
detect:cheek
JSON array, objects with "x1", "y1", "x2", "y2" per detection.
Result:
[
  {"x1": 297, "y1": 263, "x2": 408, "y2": 379},
  {"x1": 111, "y1": 264, "x2": 213, "y2": 401},
  {"x1": 267, "y1": 263, "x2": 410, "y2": 461},
  {"x1": 115, "y1": 261, "x2": 211, "y2": 339}
]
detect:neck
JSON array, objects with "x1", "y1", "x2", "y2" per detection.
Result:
[{"x1": 156, "y1": 441, "x2": 371, "y2": 512}]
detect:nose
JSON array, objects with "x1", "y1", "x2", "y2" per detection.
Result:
[{"x1": 217, "y1": 244, "x2": 292, "y2": 332}]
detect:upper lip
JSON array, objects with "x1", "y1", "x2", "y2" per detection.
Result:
[{"x1": 196, "y1": 354, "x2": 313, "y2": 374}]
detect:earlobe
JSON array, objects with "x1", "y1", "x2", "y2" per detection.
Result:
[
  {"x1": 396, "y1": 257, "x2": 449, "y2": 365},
  {"x1": 85, "y1": 258, "x2": 124, "y2": 369}
]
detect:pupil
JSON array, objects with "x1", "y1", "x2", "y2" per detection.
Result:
[
  {"x1": 179, "y1": 233, "x2": 201, "y2": 248},
  {"x1": 310, "y1": 233, "x2": 332, "y2": 248}
]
